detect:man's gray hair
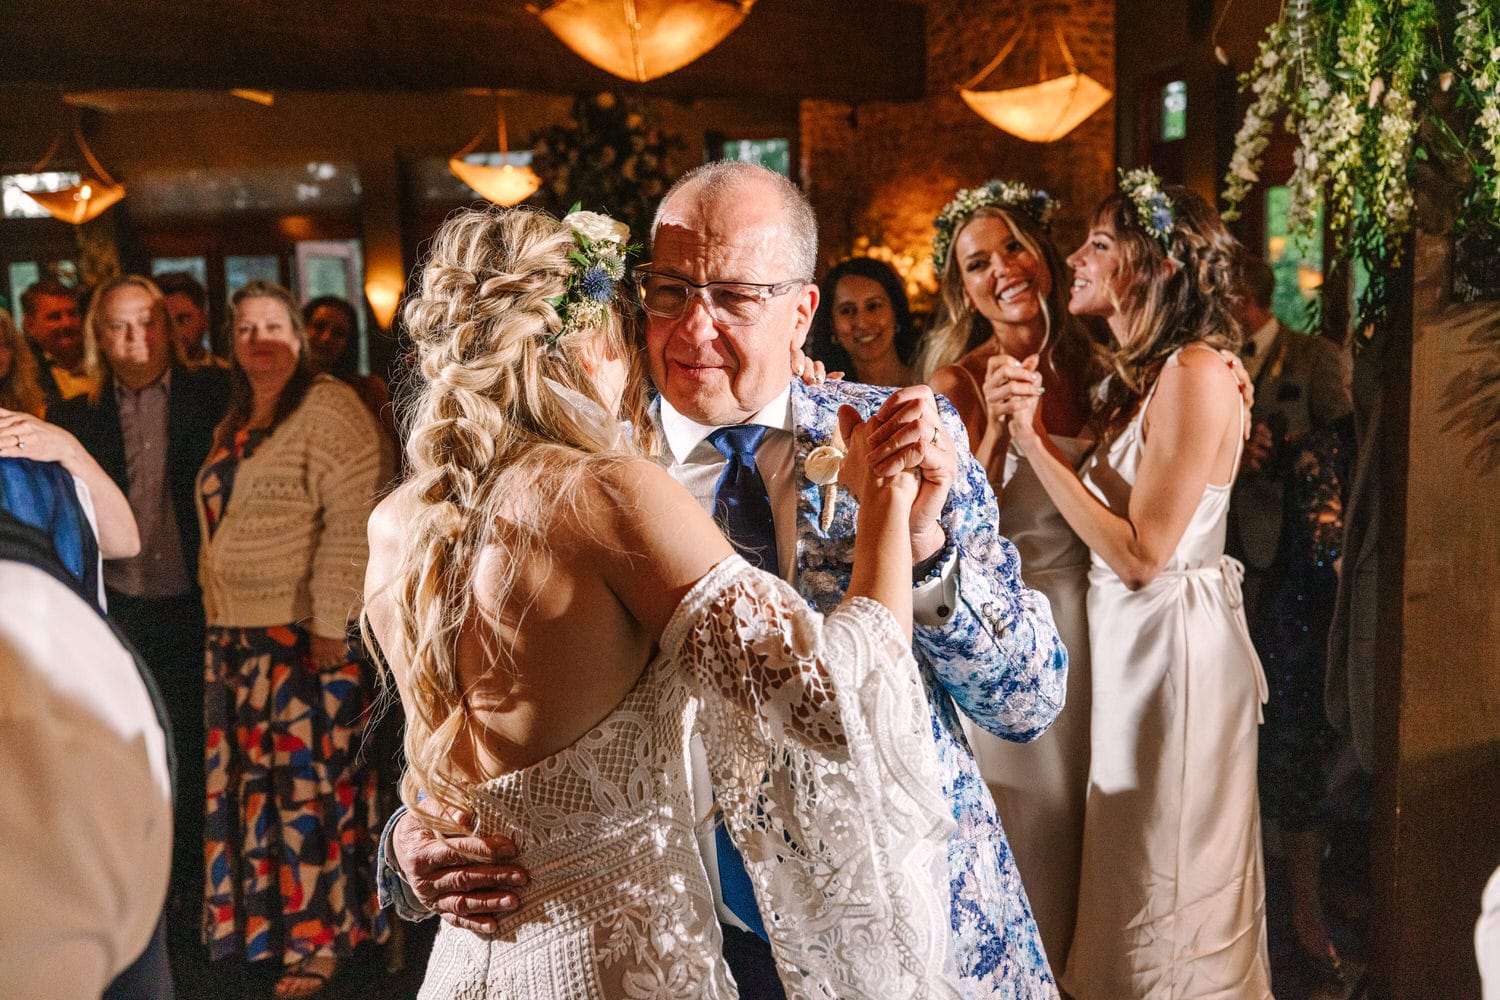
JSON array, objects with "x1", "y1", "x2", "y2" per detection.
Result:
[{"x1": 651, "y1": 161, "x2": 818, "y2": 280}]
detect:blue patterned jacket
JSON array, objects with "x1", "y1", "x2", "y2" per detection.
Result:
[{"x1": 788, "y1": 378, "x2": 1066, "y2": 999}]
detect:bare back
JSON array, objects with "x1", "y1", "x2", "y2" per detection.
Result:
[{"x1": 365, "y1": 456, "x2": 733, "y2": 781}]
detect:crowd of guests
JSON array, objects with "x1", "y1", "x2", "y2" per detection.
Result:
[{"x1": 0, "y1": 158, "x2": 1370, "y2": 1000}]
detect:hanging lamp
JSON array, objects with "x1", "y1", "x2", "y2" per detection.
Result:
[
  {"x1": 532, "y1": 0, "x2": 755, "y2": 83},
  {"x1": 448, "y1": 95, "x2": 544, "y2": 207},
  {"x1": 959, "y1": 4, "x2": 1113, "y2": 144},
  {"x1": 22, "y1": 112, "x2": 126, "y2": 224}
]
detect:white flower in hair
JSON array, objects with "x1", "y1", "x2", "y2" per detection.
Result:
[{"x1": 563, "y1": 210, "x2": 631, "y2": 246}]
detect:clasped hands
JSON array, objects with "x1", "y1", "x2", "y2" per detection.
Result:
[
  {"x1": 834, "y1": 387, "x2": 955, "y2": 564},
  {"x1": 982, "y1": 350, "x2": 1258, "y2": 450}
]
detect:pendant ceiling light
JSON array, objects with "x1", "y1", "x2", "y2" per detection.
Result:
[
  {"x1": 22, "y1": 112, "x2": 126, "y2": 224},
  {"x1": 533, "y1": 0, "x2": 755, "y2": 83},
  {"x1": 960, "y1": 5, "x2": 1113, "y2": 144},
  {"x1": 448, "y1": 95, "x2": 544, "y2": 208}
]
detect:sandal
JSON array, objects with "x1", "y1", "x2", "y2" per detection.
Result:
[{"x1": 273, "y1": 954, "x2": 338, "y2": 999}]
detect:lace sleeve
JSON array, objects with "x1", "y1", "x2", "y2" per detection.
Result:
[{"x1": 661, "y1": 555, "x2": 961, "y2": 1000}]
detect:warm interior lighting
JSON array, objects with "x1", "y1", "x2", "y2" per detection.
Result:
[
  {"x1": 21, "y1": 114, "x2": 126, "y2": 224},
  {"x1": 959, "y1": 9, "x2": 1113, "y2": 144},
  {"x1": 449, "y1": 95, "x2": 544, "y2": 207},
  {"x1": 534, "y1": 0, "x2": 755, "y2": 83},
  {"x1": 230, "y1": 89, "x2": 276, "y2": 107},
  {"x1": 365, "y1": 276, "x2": 402, "y2": 330}
]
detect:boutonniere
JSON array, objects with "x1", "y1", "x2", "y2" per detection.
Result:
[{"x1": 805, "y1": 431, "x2": 846, "y2": 532}]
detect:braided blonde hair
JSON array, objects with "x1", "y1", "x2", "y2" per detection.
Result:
[{"x1": 373, "y1": 205, "x2": 656, "y2": 829}]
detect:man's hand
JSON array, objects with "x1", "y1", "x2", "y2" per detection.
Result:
[
  {"x1": 391, "y1": 805, "x2": 529, "y2": 934},
  {"x1": 1241, "y1": 421, "x2": 1274, "y2": 474},
  {"x1": 861, "y1": 386, "x2": 956, "y2": 563},
  {"x1": 1218, "y1": 348, "x2": 1256, "y2": 438}
]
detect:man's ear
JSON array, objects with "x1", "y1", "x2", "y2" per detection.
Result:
[{"x1": 790, "y1": 282, "x2": 819, "y2": 351}]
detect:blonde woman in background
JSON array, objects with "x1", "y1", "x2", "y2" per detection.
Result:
[{"x1": 918, "y1": 181, "x2": 1095, "y2": 969}]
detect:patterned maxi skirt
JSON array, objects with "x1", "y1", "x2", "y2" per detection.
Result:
[{"x1": 204, "y1": 623, "x2": 388, "y2": 963}]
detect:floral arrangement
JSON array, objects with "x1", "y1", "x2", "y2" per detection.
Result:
[
  {"x1": 545, "y1": 208, "x2": 639, "y2": 348},
  {"x1": 931, "y1": 179, "x2": 1056, "y2": 275},
  {"x1": 529, "y1": 93, "x2": 683, "y2": 245},
  {"x1": 1222, "y1": 0, "x2": 1500, "y2": 326},
  {"x1": 1119, "y1": 167, "x2": 1176, "y2": 247}
]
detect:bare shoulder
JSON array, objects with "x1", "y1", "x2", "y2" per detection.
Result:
[
  {"x1": 1163, "y1": 342, "x2": 1239, "y2": 391},
  {"x1": 583, "y1": 457, "x2": 718, "y2": 548},
  {"x1": 368, "y1": 489, "x2": 413, "y2": 550}
]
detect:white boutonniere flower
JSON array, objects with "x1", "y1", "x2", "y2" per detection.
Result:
[{"x1": 805, "y1": 440, "x2": 846, "y2": 531}]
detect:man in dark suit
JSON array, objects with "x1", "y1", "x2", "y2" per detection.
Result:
[
  {"x1": 1229, "y1": 255, "x2": 1352, "y2": 614},
  {"x1": 49, "y1": 274, "x2": 229, "y2": 975}
]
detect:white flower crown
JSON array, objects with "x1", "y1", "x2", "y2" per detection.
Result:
[
  {"x1": 932, "y1": 180, "x2": 1056, "y2": 276},
  {"x1": 1118, "y1": 167, "x2": 1176, "y2": 247}
]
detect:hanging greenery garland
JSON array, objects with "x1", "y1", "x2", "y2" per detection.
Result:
[{"x1": 1223, "y1": 0, "x2": 1500, "y2": 332}]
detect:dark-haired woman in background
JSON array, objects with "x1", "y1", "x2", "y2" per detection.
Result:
[
  {"x1": 806, "y1": 256, "x2": 919, "y2": 387},
  {"x1": 199, "y1": 281, "x2": 387, "y2": 998},
  {"x1": 303, "y1": 295, "x2": 398, "y2": 460}
]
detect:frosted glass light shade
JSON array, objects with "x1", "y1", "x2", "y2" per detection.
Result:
[
  {"x1": 21, "y1": 180, "x2": 126, "y2": 224},
  {"x1": 537, "y1": 0, "x2": 753, "y2": 83},
  {"x1": 961, "y1": 72, "x2": 1113, "y2": 143},
  {"x1": 448, "y1": 158, "x2": 544, "y2": 207}
]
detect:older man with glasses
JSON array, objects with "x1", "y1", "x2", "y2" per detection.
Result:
[{"x1": 379, "y1": 161, "x2": 1068, "y2": 999}]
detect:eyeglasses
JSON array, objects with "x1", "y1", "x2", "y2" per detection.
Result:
[{"x1": 633, "y1": 268, "x2": 808, "y2": 326}]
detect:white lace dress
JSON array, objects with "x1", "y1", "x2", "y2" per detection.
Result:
[{"x1": 419, "y1": 555, "x2": 960, "y2": 1000}]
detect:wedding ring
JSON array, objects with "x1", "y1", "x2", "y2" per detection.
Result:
[{"x1": 929, "y1": 426, "x2": 939, "y2": 446}]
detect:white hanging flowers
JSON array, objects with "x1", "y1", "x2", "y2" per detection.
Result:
[{"x1": 1221, "y1": 0, "x2": 1498, "y2": 327}]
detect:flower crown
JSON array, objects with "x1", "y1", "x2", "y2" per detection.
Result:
[
  {"x1": 1117, "y1": 167, "x2": 1175, "y2": 247},
  {"x1": 932, "y1": 180, "x2": 1056, "y2": 276},
  {"x1": 544, "y1": 208, "x2": 640, "y2": 350}
]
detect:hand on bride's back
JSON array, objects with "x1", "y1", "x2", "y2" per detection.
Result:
[{"x1": 391, "y1": 804, "x2": 530, "y2": 933}]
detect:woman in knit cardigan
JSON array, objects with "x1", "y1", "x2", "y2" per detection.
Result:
[{"x1": 197, "y1": 280, "x2": 387, "y2": 998}]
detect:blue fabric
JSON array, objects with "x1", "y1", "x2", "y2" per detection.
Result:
[
  {"x1": 708, "y1": 425, "x2": 778, "y2": 577},
  {"x1": 0, "y1": 457, "x2": 98, "y2": 607},
  {"x1": 707, "y1": 423, "x2": 773, "y2": 942}
]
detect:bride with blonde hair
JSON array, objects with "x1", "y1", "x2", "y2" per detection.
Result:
[{"x1": 363, "y1": 205, "x2": 959, "y2": 998}]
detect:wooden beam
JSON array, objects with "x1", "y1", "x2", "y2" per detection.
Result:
[{"x1": 1, "y1": 1, "x2": 926, "y2": 103}]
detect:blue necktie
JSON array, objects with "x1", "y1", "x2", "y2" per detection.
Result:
[{"x1": 706, "y1": 424, "x2": 774, "y2": 941}]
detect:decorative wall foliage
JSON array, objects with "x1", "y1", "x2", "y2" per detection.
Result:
[{"x1": 1224, "y1": 0, "x2": 1500, "y2": 327}]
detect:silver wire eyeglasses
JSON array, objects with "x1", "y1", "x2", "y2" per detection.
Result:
[{"x1": 633, "y1": 268, "x2": 808, "y2": 326}]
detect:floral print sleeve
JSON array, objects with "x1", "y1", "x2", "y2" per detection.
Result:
[{"x1": 914, "y1": 397, "x2": 1069, "y2": 743}]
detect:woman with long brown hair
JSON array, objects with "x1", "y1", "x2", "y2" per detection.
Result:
[{"x1": 998, "y1": 170, "x2": 1271, "y2": 998}]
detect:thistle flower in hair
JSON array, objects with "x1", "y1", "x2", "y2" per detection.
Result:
[
  {"x1": 932, "y1": 180, "x2": 1056, "y2": 275},
  {"x1": 1117, "y1": 167, "x2": 1175, "y2": 247},
  {"x1": 544, "y1": 207, "x2": 641, "y2": 350}
]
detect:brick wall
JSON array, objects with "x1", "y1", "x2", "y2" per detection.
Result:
[{"x1": 800, "y1": 0, "x2": 1115, "y2": 290}]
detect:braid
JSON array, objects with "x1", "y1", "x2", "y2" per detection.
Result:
[{"x1": 368, "y1": 206, "x2": 653, "y2": 831}]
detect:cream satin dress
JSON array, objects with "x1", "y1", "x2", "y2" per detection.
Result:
[
  {"x1": 1060, "y1": 349, "x2": 1272, "y2": 1000},
  {"x1": 962, "y1": 434, "x2": 1093, "y2": 970}
]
